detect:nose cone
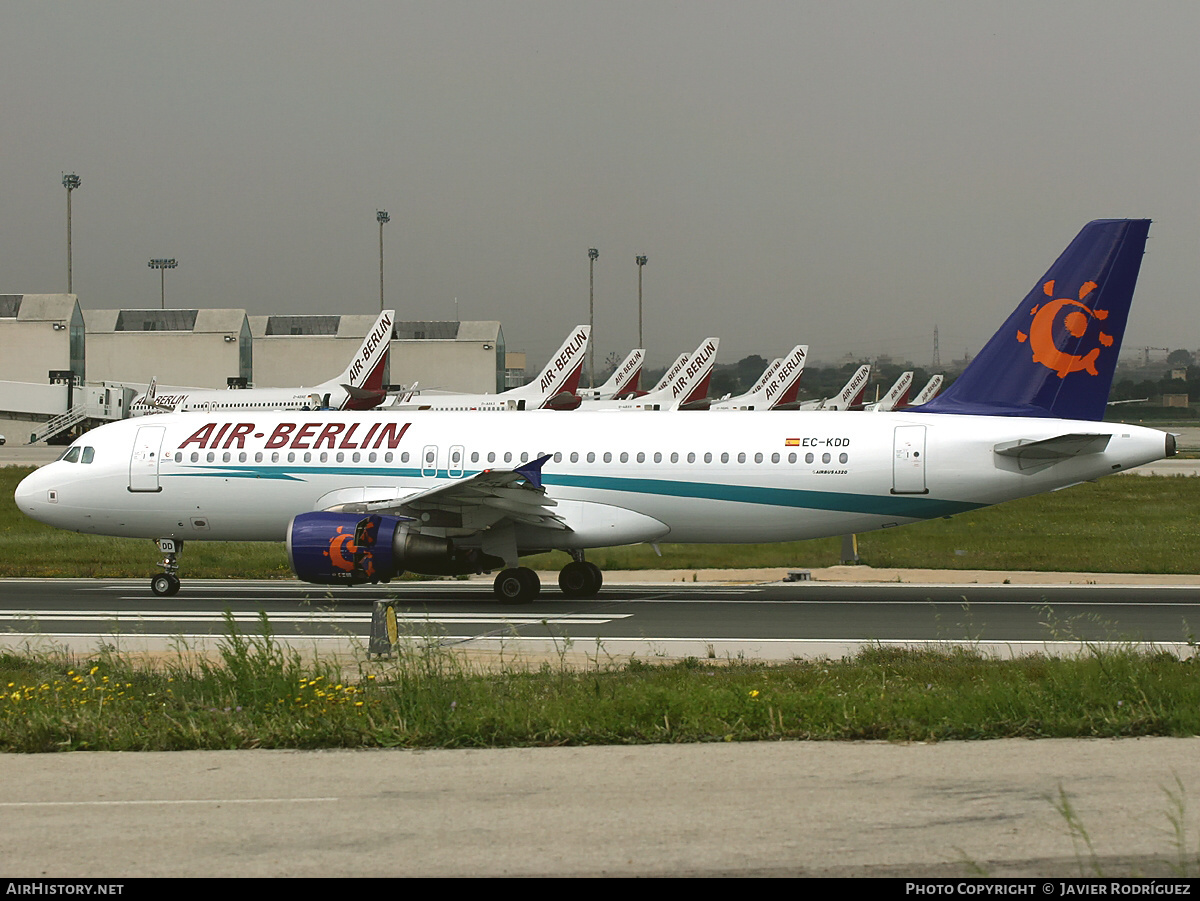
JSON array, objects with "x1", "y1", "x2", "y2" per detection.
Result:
[{"x1": 14, "y1": 467, "x2": 51, "y2": 523}]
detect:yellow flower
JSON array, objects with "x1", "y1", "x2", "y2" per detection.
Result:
[{"x1": 749, "y1": 690, "x2": 760, "y2": 698}]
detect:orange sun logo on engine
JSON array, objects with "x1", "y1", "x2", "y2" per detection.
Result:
[{"x1": 1016, "y1": 279, "x2": 1112, "y2": 379}]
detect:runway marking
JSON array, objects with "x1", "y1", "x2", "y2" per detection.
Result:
[
  {"x1": 0, "y1": 798, "x2": 339, "y2": 808},
  {"x1": 0, "y1": 611, "x2": 633, "y2": 625}
]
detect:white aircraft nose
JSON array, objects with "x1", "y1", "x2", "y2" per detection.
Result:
[{"x1": 13, "y1": 468, "x2": 52, "y2": 521}]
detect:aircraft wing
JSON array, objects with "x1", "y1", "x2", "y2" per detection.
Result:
[{"x1": 320, "y1": 454, "x2": 569, "y2": 532}]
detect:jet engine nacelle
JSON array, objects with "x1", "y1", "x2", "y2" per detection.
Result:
[{"x1": 286, "y1": 512, "x2": 501, "y2": 584}]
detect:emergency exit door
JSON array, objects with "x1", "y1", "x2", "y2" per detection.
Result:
[
  {"x1": 129, "y1": 426, "x2": 165, "y2": 492},
  {"x1": 892, "y1": 425, "x2": 927, "y2": 494}
]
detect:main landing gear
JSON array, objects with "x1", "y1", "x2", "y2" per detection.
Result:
[
  {"x1": 151, "y1": 538, "x2": 182, "y2": 596},
  {"x1": 491, "y1": 555, "x2": 604, "y2": 604}
]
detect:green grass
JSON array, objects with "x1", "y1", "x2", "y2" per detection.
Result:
[
  {"x1": 4, "y1": 466, "x2": 1197, "y2": 577},
  {"x1": 3, "y1": 618, "x2": 1199, "y2": 752}
]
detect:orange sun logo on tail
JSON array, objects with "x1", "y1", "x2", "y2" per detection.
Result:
[{"x1": 1016, "y1": 279, "x2": 1112, "y2": 378}]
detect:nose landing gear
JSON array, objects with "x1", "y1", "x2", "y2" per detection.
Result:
[{"x1": 151, "y1": 538, "x2": 182, "y2": 596}]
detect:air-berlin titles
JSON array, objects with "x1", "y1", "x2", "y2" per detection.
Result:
[
  {"x1": 178, "y1": 420, "x2": 412, "y2": 451},
  {"x1": 537, "y1": 328, "x2": 588, "y2": 392},
  {"x1": 764, "y1": 348, "x2": 807, "y2": 401},
  {"x1": 346, "y1": 311, "x2": 393, "y2": 384},
  {"x1": 672, "y1": 341, "x2": 717, "y2": 398},
  {"x1": 616, "y1": 350, "x2": 643, "y2": 384}
]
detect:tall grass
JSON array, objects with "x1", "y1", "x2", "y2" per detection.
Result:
[{"x1": 3, "y1": 615, "x2": 1199, "y2": 752}]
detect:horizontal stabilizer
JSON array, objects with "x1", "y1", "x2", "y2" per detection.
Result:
[{"x1": 993, "y1": 433, "x2": 1111, "y2": 470}]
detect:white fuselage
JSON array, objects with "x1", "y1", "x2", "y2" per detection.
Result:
[
  {"x1": 14, "y1": 410, "x2": 1170, "y2": 552},
  {"x1": 131, "y1": 384, "x2": 349, "y2": 416}
]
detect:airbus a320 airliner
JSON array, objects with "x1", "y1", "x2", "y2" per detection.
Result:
[{"x1": 15, "y1": 220, "x2": 1172, "y2": 602}]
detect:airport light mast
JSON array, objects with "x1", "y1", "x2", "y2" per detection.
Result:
[
  {"x1": 147, "y1": 258, "x2": 177, "y2": 309},
  {"x1": 588, "y1": 247, "x2": 599, "y2": 388},
  {"x1": 377, "y1": 209, "x2": 390, "y2": 313},
  {"x1": 62, "y1": 173, "x2": 81, "y2": 294},
  {"x1": 636, "y1": 254, "x2": 647, "y2": 350}
]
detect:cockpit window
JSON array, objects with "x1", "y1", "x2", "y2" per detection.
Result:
[
  {"x1": 62, "y1": 447, "x2": 81, "y2": 463},
  {"x1": 81, "y1": 446, "x2": 95, "y2": 464}
]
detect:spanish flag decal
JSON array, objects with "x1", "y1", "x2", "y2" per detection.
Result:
[{"x1": 785, "y1": 438, "x2": 800, "y2": 446}]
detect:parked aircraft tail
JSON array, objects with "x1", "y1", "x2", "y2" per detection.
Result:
[
  {"x1": 505, "y1": 325, "x2": 590, "y2": 409},
  {"x1": 868, "y1": 371, "x2": 914, "y2": 412},
  {"x1": 914, "y1": 219, "x2": 1150, "y2": 421},
  {"x1": 667, "y1": 338, "x2": 720, "y2": 410},
  {"x1": 905, "y1": 374, "x2": 944, "y2": 408},
  {"x1": 330, "y1": 309, "x2": 395, "y2": 411},
  {"x1": 579, "y1": 348, "x2": 645, "y2": 401}
]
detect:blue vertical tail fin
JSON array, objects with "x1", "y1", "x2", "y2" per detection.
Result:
[{"x1": 914, "y1": 219, "x2": 1150, "y2": 421}]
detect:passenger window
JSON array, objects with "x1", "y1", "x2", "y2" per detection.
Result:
[
  {"x1": 369, "y1": 452, "x2": 378, "y2": 463},
  {"x1": 805, "y1": 453, "x2": 814, "y2": 464},
  {"x1": 771, "y1": 453, "x2": 780, "y2": 463},
  {"x1": 520, "y1": 452, "x2": 529, "y2": 463},
  {"x1": 470, "y1": 452, "x2": 479, "y2": 463},
  {"x1": 255, "y1": 452, "x2": 263, "y2": 463},
  {"x1": 352, "y1": 452, "x2": 361, "y2": 463},
  {"x1": 386, "y1": 452, "x2": 394, "y2": 463},
  {"x1": 586, "y1": 452, "x2": 596, "y2": 463},
  {"x1": 287, "y1": 452, "x2": 295, "y2": 463},
  {"x1": 320, "y1": 452, "x2": 328, "y2": 463},
  {"x1": 619, "y1": 452, "x2": 628, "y2": 463},
  {"x1": 207, "y1": 452, "x2": 215, "y2": 463},
  {"x1": 400, "y1": 452, "x2": 409, "y2": 463},
  {"x1": 637, "y1": 452, "x2": 646, "y2": 463},
  {"x1": 822, "y1": 453, "x2": 831, "y2": 464},
  {"x1": 503, "y1": 452, "x2": 512, "y2": 464},
  {"x1": 839, "y1": 453, "x2": 848, "y2": 464},
  {"x1": 487, "y1": 452, "x2": 495, "y2": 463},
  {"x1": 603, "y1": 452, "x2": 612, "y2": 463},
  {"x1": 653, "y1": 452, "x2": 661, "y2": 463},
  {"x1": 754, "y1": 453, "x2": 763, "y2": 464},
  {"x1": 788, "y1": 452, "x2": 797, "y2": 463},
  {"x1": 570, "y1": 452, "x2": 579, "y2": 463},
  {"x1": 686, "y1": 453, "x2": 694, "y2": 463},
  {"x1": 224, "y1": 452, "x2": 233, "y2": 463},
  {"x1": 191, "y1": 452, "x2": 200, "y2": 463},
  {"x1": 271, "y1": 452, "x2": 280, "y2": 463},
  {"x1": 239, "y1": 452, "x2": 247, "y2": 463},
  {"x1": 703, "y1": 452, "x2": 711, "y2": 463},
  {"x1": 721, "y1": 453, "x2": 730, "y2": 463},
  {"x1": 669, "y1": 452, "x2": 678, "y2": 463},
  {"x1": 174, "y1": 452, "x2": 182, "y2": 463},
  {"x1": 737, "y1": 453, "x2": 746, "y2": 464},
  {"x1": 553, "y1": 452, "x2": 562, "y2": 463},
  {"x1": 302, "y1": 452, "x2": 310, "y2": 463}
]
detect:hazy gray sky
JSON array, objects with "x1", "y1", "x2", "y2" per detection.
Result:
[{"x1": 4, "y1": 1, "x2": 1198, "y2": 369}]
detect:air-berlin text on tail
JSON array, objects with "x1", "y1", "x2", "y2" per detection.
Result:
[
  {"x1": 346, "y1": 312, "x2": 394, "y2": 384},
  {"x1": 764, "y1": 348, "x2": 807, "y2": 401},
  {"x1": 673, "y1": 341, "x2": 718, "y2": 397},
  {"x1": 177, "y1": 420, "x2": 412, "y2": 451},
  {"x1": 538, "y1": 328, "x2": 588, "y2": 392},
  {"x1": 615, "y1": 350, "x2": 643, "y2": 385},
  {"x1": 843, "y1": 367, "x2": 870, "y2": 402}
]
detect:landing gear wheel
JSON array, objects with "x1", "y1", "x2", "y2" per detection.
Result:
[
  {"x1": 151, "y1": 573, "x2": 180, "y2": 597},
  {"x1": 494, "y1": 567, "x2": 539, "y2": 603},
  {"x1": 559, "y1": 561, "x2": 602, "y2": 598}
]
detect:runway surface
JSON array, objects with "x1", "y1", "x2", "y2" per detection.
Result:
[{"x1": 4, "y1": 575, "x2": 1199, "y2": 661}]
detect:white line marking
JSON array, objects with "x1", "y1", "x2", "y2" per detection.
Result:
[{"x1": 0, "y1": 798, "x2": 339, "y2": 808}]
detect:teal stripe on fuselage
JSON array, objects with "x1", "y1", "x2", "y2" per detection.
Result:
[{"x1": 164, "y1": 465, "x2": 983, "y2": 519}]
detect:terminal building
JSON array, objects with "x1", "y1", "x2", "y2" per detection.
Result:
[{"x1": 0, "y1": 295, "x2": 518, "y2": 444}]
